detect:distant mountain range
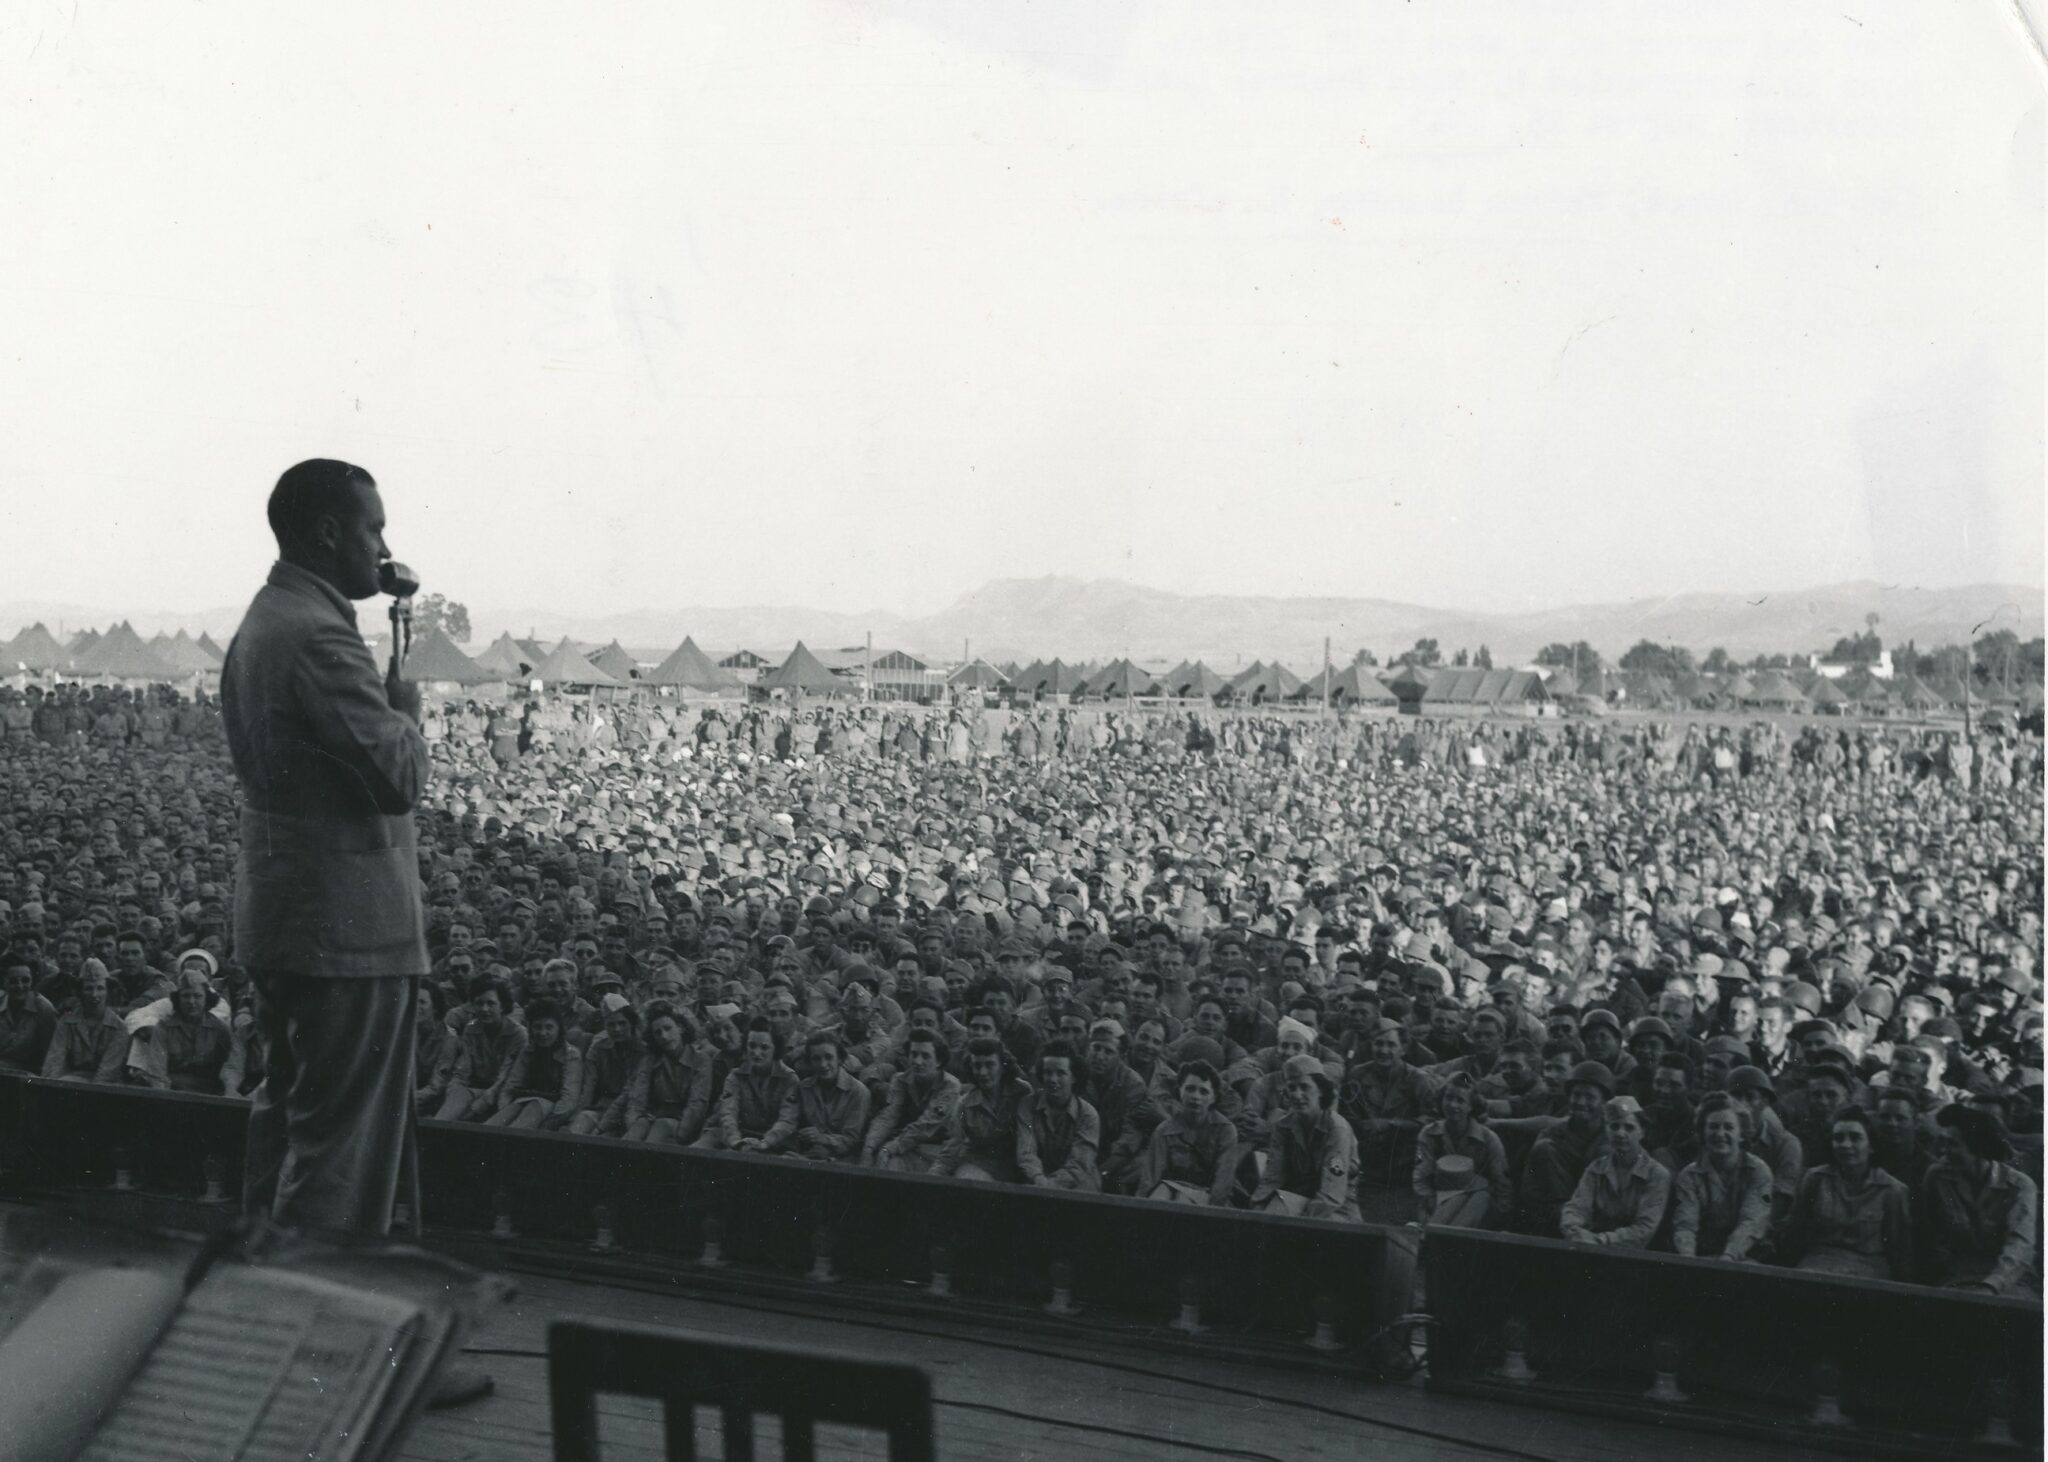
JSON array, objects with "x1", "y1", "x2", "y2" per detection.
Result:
[{"x1": 4, "y1": 577, "x2": 2039, "y2": 669}]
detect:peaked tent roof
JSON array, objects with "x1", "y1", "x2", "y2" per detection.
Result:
[
  {"x1": 1224, "y1": 661, "x2": 1304, "y2": 701},
  {"x1": 760, "y1": 641, "x2": 847, "y2": 694},
  {"x1": 472, "y1": 632, "x2": 535, "y2": 678},
  {"x1": 1890, "y1": 674, "x2": 1946, "y2": 709},
  {"x1": 644, "y1": 636, "x2": 740, "y2": 690},
  {"x1": 1674, "y1": 671, "x2": 1724, "y2": 704},
  {"x1": 528, "y1": 638, "x2": 622, "y2": 687},
  {"x1": 1543, "y1": 669, "x2": 1579, "y2": 698},
  {"x1": 515, "y1": 638, "x2": 549, "y2": 666},
  {"x1": 1084, "y1": 658, "x2": 1158, "y2": 698},
  {"x1": 69, "y1": 622, "x2": 179, "y2": 680},
  {"x1": 150, "y1": 630, "x2": 220, "y2": 674},
  {"x1": 401, "y1": 625, "x2": 495, "y2": 685},
  {"x1": 1720, "y1": 671, "x2": 1756, "y2": 700},
  {"x1": 194, "y1": 632, "x2": 227, "y2": 663},
  {"x1": 590, "y1": 640, "x2": 640, "y2": 681},
  {"x1": 947, "y1": 658, "x2": 1011, "y2": 689},
  {"x1": 1017, "y1": 659, "x2": 1086, "y2": 696},
  {"x1": 5, "y1": 622, "x2": 69, "y2": 670},
  {"x1": 1834, "y1": 668, "x2": 1890, "y2": 704},
  {"x1": 1745, "y1": 669, "x2": 1809, "y2": 703},
  {"x1": 1334, "y1": 665, "x2": 1397, "y2": 703},
  {"x1": 1157, "y1": 660, "x2": 1225, "y2": 698},
  {"x1": 67, "y1": 628, "x2": 102, "y2": 660},
  {"x1": 1805, "y1": 677, "x2": 1848, "y2": 707}
]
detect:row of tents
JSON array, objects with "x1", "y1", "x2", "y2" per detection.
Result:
[
  {"x1": 9, "y1": 616, "x2": 2037, "y2": 716},
  {"x1": 2, "y1": 622, "x2": 226, "y2": 681}
]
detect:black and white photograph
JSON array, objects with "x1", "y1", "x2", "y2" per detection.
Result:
[{"x1": 0, "y1": 2, "x2": 2042, "y2": 1457}]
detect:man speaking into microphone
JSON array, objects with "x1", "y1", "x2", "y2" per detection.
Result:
[{"x1": 222, "y1": 458, "x2": 429, "y2": 1237}]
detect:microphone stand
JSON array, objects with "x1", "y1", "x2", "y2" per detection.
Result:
[{"x1": 389, "y1": 596, "x2": 413, "y2": 678}]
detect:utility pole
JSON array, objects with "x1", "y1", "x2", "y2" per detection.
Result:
[
  {"x1": 865, "y1": 631, "x2": 873, "y2": 705},
  {"x1": 1322, "y1": 635, "x2": 1332, "y2": 720}
]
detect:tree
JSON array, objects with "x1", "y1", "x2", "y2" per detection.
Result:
[
  {"x1": 1619, "y1": 640, "x2": 1696, "y2": 677},
  {"x1": 1396, "y1": 638, "x2": 1441, "y2": 668},
  {"x1": 413, "y1": 594, "x2": 471, "y2": 644},
  {"x1": 1534, "y1": 640, "x2": 1602, "y2": 670},
  {"x1": 1351, "y1": 648, "x2": 1379, "y2": 668},
  {"x1": 1451, "y1": 648, "x2": 1471, "y2": 668},
  {"x1": 1825, "y1": 630, "x2": 1882, "y2": 663},
  {"x1": 1475, "y1": 644, "x2": 1494, "y2": 669},
  {"x1": 1701, "y1": 647, "x2": 1732, "y2": 674}
]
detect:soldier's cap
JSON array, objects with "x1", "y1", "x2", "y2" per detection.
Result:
[
  {"x1": 1703, "y1": 1035, "x2": 1750, "y2": 1060},
  {"x1": 1789, "y1": 1017, "x2": 1836, "y2": 1043},
  {"x1": 1566, "y1": 1060, "x2": 1617, "y2": 1095},
  {"x1": 1579, "y1": 1008, "x2": 1622, "y2": 1035},
  {"x1": 600, "y1": 992, "x2": 632, "y2": 1014},
  {"x1": 1725, "y1": 1065, "x2": 1776, "y2": 1098},
  {"x1": 1783, "y1": 980, "x2": 1824, "y2": 1015}
]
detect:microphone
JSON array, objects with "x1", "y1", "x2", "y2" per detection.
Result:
[{"x1": 379, "y1": 560, "x2": 420, "y2": 672}]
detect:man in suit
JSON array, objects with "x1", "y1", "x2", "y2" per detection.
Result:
[{"x1": 223, "y1": 459, "x2": 430, "y2": 1239}]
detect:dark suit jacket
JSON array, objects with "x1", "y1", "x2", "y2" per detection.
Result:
[{"x1": 223, "y1": 560, "x2": 430, "y2": 977}]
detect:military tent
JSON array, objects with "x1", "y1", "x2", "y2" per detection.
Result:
[
  {"x1": 644, "y1": 636, "x2": 741, "y2": 691},
  {"x1": 1805, "y1": 677, "x2": 1848, "y2": 712},
  {"x1": 68, "y1": 623, "x2": 178, "y2": 681},
  {"x1": 1016, "y1": 659, "x2": 1086, "y2": 698},
  {"x1": 67, "y1": 628, "x2": 101, "y2": 663},
  {"x1": 472, "y1": 633, "x2": 535, "y2": 679},
  {"x1": 1161, "y1": 661, "x2": 1226, "y2": 699},
  {"x1": 1890, "y1": 675, "x2": 1947, "y2": 712},
  {"x1": 1221, "y1": 661, "x2": 1304, "y2": 703},
  {"x1": 1745, "y1": 669, "x2": 1809, "y2": 706},
  {"x1": 4, "y1": 622, "x2": 69, "y2": 672},
  {"x1": 590, "y1": 640, "x2": 641, "y2": 681},
  {"x1": 947, "y1": 659, "x2": 1011, "y2": 691},
  {"x1": 150, "y1": 630, "x2": 220, "y2": 675},
  {"x1": 761, "y1": 641, "x2": 848, "y2": 695},
  {"x1": 401, "y1": 625, "x2": 496, "y2": 686},
  {"x1": 1333, "y1": 665, "x2": 1397, "y2": 705},
  {"x1": 528, "y1": 638, "x2": 622, "y2": 688},
  {"x1": 194, "y1": 632, "x2": 227, "y2": 664},
  {"x1": 1084, "y1": 659, "x2": 1158, "y2": 699}
]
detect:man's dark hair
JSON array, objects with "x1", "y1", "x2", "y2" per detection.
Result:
[
  {"x1": 1039, "y1": 1038, "x2": 1078, "y2": 1068},
  {"x1": 268, "y1": 459, "x2": 374, "y2": 555}
]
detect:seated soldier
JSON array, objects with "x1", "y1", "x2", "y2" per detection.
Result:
[
  {"x1": 1412, "y1": 1073, "x2": 1514, "y2": 1228},
  {"x1": 933, "y1": 1036, "x2": 1031, "y2": 1182},
  {"x1": 1561, "y1": 1095, "x2": 1672, "y2": 1248},
  {"x1": 567, "y1": 996, "x2": 642, "y2": 1137},
  {"x1": 1251, "y1": 1055, "x2": 1360, "y2": 1221},
  {"x1": 1016, "y1": 1039, "x2": 1102, "y2": 1191},
  {"x1": 1475, "y1": 1037, "x2": 1552, "y2": 1119},
  {"x1": 696, "y1": 1018, "x2": 799, "y2": 1152},
  {"x1": 790, "y1": 1031, "x2": 872, "y2": 1161},
  {"x1": 864, "y1": 1028, "x2": 960, "y2": 1171},
  {"x1": 1916, "y1": 1105, "x2": 2040, "y2": 1295},
  {"x1": 1776, "y1": 1108, "x2": 1913, "y2": 1281},
  {"x1": 413, "y1": 985, "x2": 457, "y2": 1107},
  {"x1": 1134, "y1": 1058, "x2": 1239, "y2": 1205},
  {"x1": 41, "y1": 959, "x2": 129, "y2": 1084},
  {"x1": 429, "y1": 981, "x2": 528, "y2": 1122},
  {"x1": 1670, "y1": 1092, "x2": 1774, "y2": 1261},
  {"x1": 1517, "y1": 1060, "x2": 1613, "y2": 1237},
  {"x1": 1870, "y1": 1086, "x2": 1934, "y2": 1192},
  {"x1": 1726, "y1": 1064, "x2": 1806, "y2": 1222},
  {"x1": 0, "y1": 956, "x2": 58, "y2": 1075},
  {"x1": 140, "y1": 968, "x2": 232, "y2": 1094},
  {"x1": 486, "y1": 999, "x2": 585, "y2": 1130},
  {"x1": 1342, "y1": 1018, "x2": 1441, "y2": 1186},
  {"x1": 1080, "y1": 1019, "x2": 1164, "y2": 1194}
]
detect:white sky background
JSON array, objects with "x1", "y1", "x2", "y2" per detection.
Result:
[{"x1": 2, "y1": 1, "x2": 2041, "y2": 619}]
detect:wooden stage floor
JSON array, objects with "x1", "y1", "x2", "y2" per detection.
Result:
[{"x1": 403, "y1": 1265, "x2": 1835, "y2": 1462}]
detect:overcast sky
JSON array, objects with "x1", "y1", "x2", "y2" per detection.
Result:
[{"x1": 3, "y1": 1, "x2": 2041, "y2": 619}]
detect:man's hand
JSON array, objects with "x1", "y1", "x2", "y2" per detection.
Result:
[{"x1": 385, "y1": 660, "x2": 422, "y2": 723}]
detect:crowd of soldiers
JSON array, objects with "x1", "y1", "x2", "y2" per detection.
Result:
[{"x1": 0, "y1": 676, "x2": 2040, "y2": 1293}]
